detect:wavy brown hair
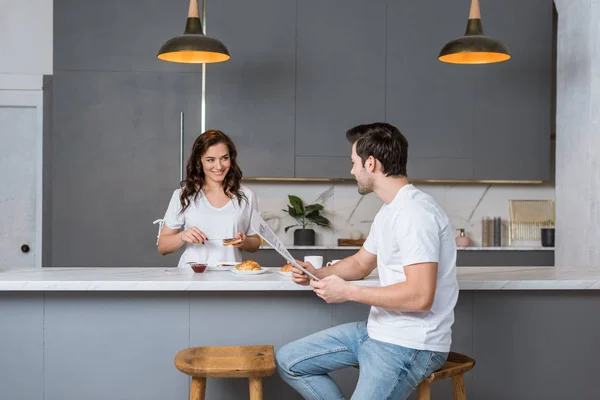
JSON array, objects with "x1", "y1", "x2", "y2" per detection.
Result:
[{"x1": 179, "y1": 130, "x2": 246, "y2": 213}]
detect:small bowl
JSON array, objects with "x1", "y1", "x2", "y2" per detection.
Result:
[{"x1": 190, "y1": 264, "x2": 207, "y2": 273}]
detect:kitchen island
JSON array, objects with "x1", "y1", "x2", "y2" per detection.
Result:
[{"x1": 1, "y1": 266, "x2": 599, "y2": 400}]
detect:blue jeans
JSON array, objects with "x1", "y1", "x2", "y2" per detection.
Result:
[{"x1": 276, "y1": 321, "x2": 447, "y2": 400}]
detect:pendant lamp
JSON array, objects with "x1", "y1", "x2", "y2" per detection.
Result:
[
  {"x1": 158, "y1": 0, "x2": 230, "y2": 64},
  {"x1": 438, "y1": 0, "x2": 510, "y2": 64}
]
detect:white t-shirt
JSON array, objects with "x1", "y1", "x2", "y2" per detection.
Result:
[
  {"x1": 363, "y1": 184, "x2": 458, "y2": 352},
  {"x1": 160, "y1": 186, "x2": 258, "y2": 268}
]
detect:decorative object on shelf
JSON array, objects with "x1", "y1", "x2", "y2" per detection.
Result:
[
  {"x1": 350, "y1": 229, "x2": 363, "y2": 241},
  {"x1": 337, "y1": 238, "x2": 366, "y2": 247},
  {"x1": 455, "y1": 229, "x2": 472, "y2": 247},
  {"x1": 260, "y1": 211, "x2": 281, "y2": 233},
  {"x1": 438, "y1": 0, "x2": 511, "y2": 64},
  {"x1": 541, "y1": 228, "x2": 555, "y2": 247},
  {"x1": 481, "y1": 217, "x2": 491, "y2": 247},
  {"x1": 508, "y1": 200, "x2": 555, "y2": 246},
  {"x1": 158, "y1": 0, "x2": 230, "y2": 64},
  {"x1": 282, "y1": 195, "x2": 331, "y2": 246},
  {"x1": 493, "y1": 217, "x2": 502, "y2": 247}
]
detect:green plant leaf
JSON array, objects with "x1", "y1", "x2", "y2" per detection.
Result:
[
  {"x1": 305, "y1": 210, "x2": 320, "y2": 221},
  {"x1": 288, "y1": 195, "x2": 305, "y2": 215},
  {"x1": 312, "y1": 215, "x2": 331, "y2": 227},
  {"x1": 305, "y1": 204, "x2": 324, "y2": 213},
  {"x1": 285, "y1": 205, "x2": 301, "y2": 218},
  {"x1": 284, "y1": 224, "x2": 299, "y2": 233}
]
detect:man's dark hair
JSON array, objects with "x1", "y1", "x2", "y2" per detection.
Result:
[{"x1": 346, "y1": 122, "x2": 408, "y2": 177}]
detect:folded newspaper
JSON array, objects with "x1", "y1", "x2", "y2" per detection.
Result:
[{"x1": 251, "y1": 213, "x2": 320, "y2": 281}]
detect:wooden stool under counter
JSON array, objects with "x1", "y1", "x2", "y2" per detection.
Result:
[
  {"x1": 353, "y1": 351, "x2": 475, "y2": 400},
  {"x1": 416, "y1": 352, "x2": 475, "y2": 400},
  {"x1": 174, "y1": 345, "x2": 276, "y2": 400}
]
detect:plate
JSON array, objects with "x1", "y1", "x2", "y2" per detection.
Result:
[
  {"x1": 213, "y1": 260, "x2": 239, "y2": 268},
  {"x1": 229, "y1": 267, "x2": 269, "y2": 275},
  {"x1": 277, "y1": 271, "x2": 292, "y2": 277}
]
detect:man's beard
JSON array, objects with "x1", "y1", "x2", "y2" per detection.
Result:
[{"x1": 357, "y1": 177, "x2": 374, "y2": 195}]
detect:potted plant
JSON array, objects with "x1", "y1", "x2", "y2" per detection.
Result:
[{"x1": 282, "y1": 195, "x2": 331, "y2": 246}]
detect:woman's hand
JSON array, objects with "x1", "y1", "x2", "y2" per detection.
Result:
[
  {"x1": 232, "y1": 232, "x2": 247, "y2": 248},
  {"x1": 178, "y1": 227, "x2": 207, "y2": 244}
]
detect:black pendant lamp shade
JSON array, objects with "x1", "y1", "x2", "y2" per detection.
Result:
[
  {"x1": 438, "y1": 0, "x2": 510, "y2": 64},
  {"x1": 158, "y1": 0, "x2": 230, "y2": 64}
]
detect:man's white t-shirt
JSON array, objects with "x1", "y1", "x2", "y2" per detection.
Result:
[
  {"x1": 363, "y1": 184, "x2": 458, "y2": 352},
  {"x1": 161, "y1": 186, "x2": 258, "y2": 268}
]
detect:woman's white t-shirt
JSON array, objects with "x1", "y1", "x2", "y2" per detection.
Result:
[{"x1": 160, "y1": 186, "x2": 259, "y2": 268}]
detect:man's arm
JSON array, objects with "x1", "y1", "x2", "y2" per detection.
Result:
[
  {"x1": 315, "y1": 247, "x2": 378, "y2": 281},
  {"x1": 311, "y1": 262, "x2": 438, "y2": 312}
]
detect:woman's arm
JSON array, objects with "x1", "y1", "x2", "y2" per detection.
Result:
[
  {"x1": 158, "y1": 225, "x2": 207, "y2": 255},
  {"x1": 239, "y1": 234, "x2": 261, "y2": 253},
  {"x1": 157, "y1": 226, "x2": 184, "y2": 255}
]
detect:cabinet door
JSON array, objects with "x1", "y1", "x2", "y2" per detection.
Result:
[
  {"x1": 0, "y1": 106, "x2": 37, "y2": 267},
  {"x1": 471, "y1": 0, "x2": 553, "y2": 181},
  {"x1": 54, "y1": 0, "x2": 200, "y2": 73},
  {"x1": 51, "y1": 71, "x2": 202, "y2": 267},
  {"x1": 206, "y1": 0, "x2": 296, "y2": 178},
  {"x1": 387, "y1": 0, "x2": 552, "y2": 182},
  {"x1": 386, "y1": 0, "x2": 476, "y2": 181},
  {"x1": 294, "y1": 0, "x2": 386, "y2": 178}
]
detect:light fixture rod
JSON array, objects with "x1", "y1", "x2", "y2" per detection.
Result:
[
  {"x1": 469, "y1": 0, "x2": 481, "y2": 19},
  {"x1": 180, "y1": 112, "x2": 185, "y2": 182},
  {"x1": 201, "y1": 0, "x2": 207, "y2": 133}
]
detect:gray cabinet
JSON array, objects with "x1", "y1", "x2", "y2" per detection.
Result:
[
  {"x1": 50, "y1": 71, "x2": 202, "y2": 267},
  {"x1": 54, "y1": 0, "x2": 200, "y2": 73},
  {"x1": 386, "y1": 0, "x2": 477, "y2": 180},
  {"x1": 205, "y1": 0, "x2": 296, "y2": 178},
  {"x1": 294, "y1": 0, "x2": 386, "y2": 179},
  {"x1": 471, "y1": 0, "x2": 553, "y2": 181},
  {"x1": 386, "y1": 0, "x2": 552, "y2": 182}
]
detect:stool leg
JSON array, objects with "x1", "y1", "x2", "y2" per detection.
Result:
[
  {"x1": 248, "y1": 377, "x2": 263, "y2": 400},
  {"x1": 416, "y1": 381, "x2": 431, "y2": 400},
  {"x1": 190, "y1": 377, "x2": 206, "y2": 400},
  {"x1": 451, "y1": 374, "x2": 466, "y2": 400}
]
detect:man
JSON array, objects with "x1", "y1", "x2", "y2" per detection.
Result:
[{"x1": 276, "y1": 123, "x2": 459, "y2": 400}]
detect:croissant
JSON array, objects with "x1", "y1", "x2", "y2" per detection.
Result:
[
  {"x1": 281, "y1": 263, "x2": 292, "y2": 272},
  {"x1": 235, "y1": 260, "x2": 261, "y2": 271}
]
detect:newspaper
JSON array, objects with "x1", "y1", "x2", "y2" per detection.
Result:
[{"x1": 251, "y1": 213, "x2": 320, "y2": 281}]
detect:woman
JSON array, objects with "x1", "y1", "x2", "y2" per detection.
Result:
[{"x1": 155, "y1": 130, "x2": 261, "y2": 267}]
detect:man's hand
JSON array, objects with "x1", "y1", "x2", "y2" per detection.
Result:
[
  {"x1": 291, "y1": 260, "x2": 317, "y2": 286},
  {"x1": 310, "y1": 275, "x2": 353, "y2": 304}
]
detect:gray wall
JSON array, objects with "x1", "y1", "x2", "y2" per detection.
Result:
[
  {"x1": 554, "y1": 0, "x2": 600, "y2": 268},
  {"x1": 42, "y1": 75, "x2": 53, "y2": 267},
  {"x1": 0, "y1": 291, "x2": 598, "y2": 399}
]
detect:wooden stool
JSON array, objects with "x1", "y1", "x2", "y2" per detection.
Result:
[
  {"x1": 416, "y1": 352, "x2": 475, "y2": 400},
  {"x1": 174, "y1": 345, "x2": 276, "y2": 400}
]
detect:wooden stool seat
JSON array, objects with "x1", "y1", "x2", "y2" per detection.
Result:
[
  {"x1": 174, "y1": 345, "x2": 276, "y2": 400},
  {"x1": 417, "y1": 352, "x2": 475, "y2": 400}
]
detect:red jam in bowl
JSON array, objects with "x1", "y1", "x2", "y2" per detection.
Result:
[{"x1": 191, "y1": 264, "x2": 207, "y2": 273}]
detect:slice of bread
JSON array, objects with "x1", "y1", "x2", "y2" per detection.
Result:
[{"x1": 222, "y1": 237, "x2": 242, "y2": 246}]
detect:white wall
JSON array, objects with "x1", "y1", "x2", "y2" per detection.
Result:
[
  {"x1": 0, "y1": 0, "x2": 53, "y2": 79},
  {"x1": 0, "y1": 0, "x2": 51, "y2": 266},
  {"x1": 554, "y1": 0, "x2": 600, "y2": 268},
  {"x1": 246, "y1": 181, "x2": 555, "y2": 247}
]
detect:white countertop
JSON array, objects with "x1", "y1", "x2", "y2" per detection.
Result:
[
  {"x1": 0, "y1": 266, "x2": 598, "y2": 291},
  {"x1": 262, "y1": 246, "x2": 554, "y2": 251}
]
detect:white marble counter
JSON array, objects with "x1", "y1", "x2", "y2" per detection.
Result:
[
  {"x1": 0, "y1": 266, "x2": 599, "y2": 291},
  {"x1": 262, "y1": 245, "x2": 554, "y2": 251}
]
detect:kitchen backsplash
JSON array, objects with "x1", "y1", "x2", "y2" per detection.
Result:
[{"x1": 245, "y1": 182, "x2": 555, "y2": 247}]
